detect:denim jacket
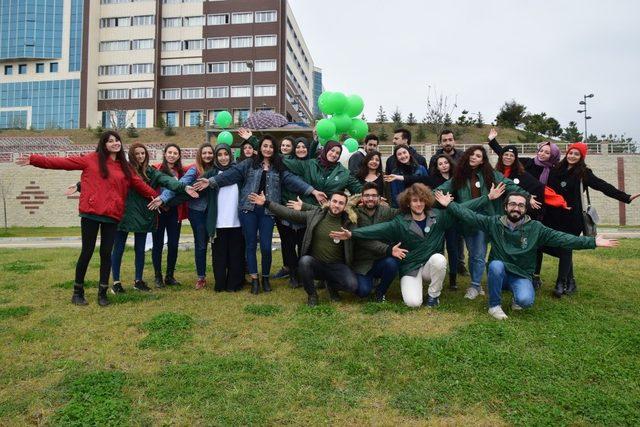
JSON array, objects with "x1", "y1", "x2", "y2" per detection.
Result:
[
  {"x1": 208, "y1": 158, "x2": 313, "y2": 215},
  {"x1": 159, "y1": 166, "x2": 208, "y2": 211}
]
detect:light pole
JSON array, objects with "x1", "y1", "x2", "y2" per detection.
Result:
[
  {"x1": 577, "y1": 93, "x2": 594, "y2": 141},
  {"x1": 246, "y1": 61, "x2": 254, "y2": 119}
]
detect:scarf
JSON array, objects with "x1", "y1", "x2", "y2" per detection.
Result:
[
  {"x1": 533, "y1": 141, "x2": 560, "y2": 185},
  {"x1": 318, "y1": 140, "x2": 341, "y2": 169},
  {"x1": 213, "y1": 144, "x2": 234, "y2": 171},
  {"x1": 294, "y1": 137, "x2": 311, "y2": 160}
]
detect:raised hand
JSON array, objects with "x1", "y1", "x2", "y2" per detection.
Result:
[
  {"x1": 391, "y1": 242, "x2": 408, "y2": 260},
  {"x1": 147, "y1": 196, "x2": 163, "y2": 211},
  {"x1": 488, "y1": 182, "x2": 506, "y2": 200},
  {"x1": 328, "y1": 227, "x2": 351, "y2": 241},
  {"x1": 630, "y1": 193, "x2": 640, "y2": 202},
  {"x1": 192, "y1": 178, "x2": 210, "y2": 192},
  {"x1": 15, "y1": 156, "x2": 30, "y2": 166},
  {"x1": 185, "y1": 186, "x2": 199, "y2": 198},
  {"x1": 595, "y1": 235, "x2": 619, "y2": 247},
  {"x1": 237, "y1": 128, "x2": 252, "y2": 140},
  {"x1": 286, "y1": 196, "x2": 304, "y2": 211},
  {"x1": 434, "y1": 191, "x2": 454, "y2": 207},
  {"x1": 248, "y1": 191, "x2": 266, "y2": 206},
  {"x1": 529, "y1": 195, "x2": 542, "y2": 210},
  {"x1": 383, "y1": 174, "x2": 404, "y2": 183},
  {"x1": 488, "y1": 128, "x2": 498, "y2": 141},
  {"x1": 63, "y1": 184, "x2": 78, "y2": 196},
  {"x1": 312, "y1": 189, "x2": 327, "y2": 205}
]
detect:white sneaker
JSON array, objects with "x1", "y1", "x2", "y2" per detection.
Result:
[
  {"x1": 464, "y1": 286, "x2": 480, "y2": 300},
  {"x1": 511, "y1": 301, "x2": 523, "y2": 310},
  {"x1": 488, "y1": 306, "x2": 508, "y2": 320},
  {"x1": 478, "y1": 285, "x2": 485, "y2": 296}
]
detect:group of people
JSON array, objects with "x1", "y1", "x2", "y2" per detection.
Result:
[{"x1": 17, "y1": 126, "x2": 637, "y2": 319}]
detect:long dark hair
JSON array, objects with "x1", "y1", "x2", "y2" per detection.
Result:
[
  {"x1": 557, "y1": 155, "x2": 588, "y2": 181},
  {"x1": 393, "y1": 145, "x2": 418, "y2": 175},
  {"x1": 160, "y1": 143, "x2": 184, "y2": 178},
  {"x1": 453, "y1": 145, "x2": 494, "y2": 191},
  {"x1": 357, "y1": 150, "x2": 382, "y2": 181},
  {"x1": 430, "y1": 153, "x2": 456, "y2": 178},
  {"x1": 254, "y1": 135, "x2": 285, "y2": 173},
  {"x1": 127, "y1": 142, "x2": 149, "y2": 182},
  {"x1": 97, "y1": 131, "x2": 131, "y2": 180}
]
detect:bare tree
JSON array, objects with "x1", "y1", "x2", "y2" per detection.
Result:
[
  {"x1": 105, "y1": 107, "x2": 136, "y2": 131},
  {"x1": 423, "y1": 85, "x2": 458, "y2": 136}
]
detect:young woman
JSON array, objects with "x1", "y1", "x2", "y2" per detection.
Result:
[
  {"x1": 16, "y1": 131, "x2": 157, "y2": 306},
  {"x1": 152, "y1": 143, "x2": 186, "y2": 288},
  {"x1": 493, "y1": 145, "x2": 545, "y2": 216},
  {"x1": 388, "y1": 145, "x2": 428, "y2": 207},
  {"x1": 193, "y1": 135, "x2": 325, "y2": 294},
  {"x1": 238, "y1": 139, "x2": 256, "y2": 162},
  {"x1": 356, "y1": 150, "x2": 385, "y2": 197},
  {"x1": 436, "y1": 145, "x2": 533, "y2": 300},
  {"x1": 544, "y1": 142, "x2": 638, "y2": 297},
  {"x1": 279, "y1": 136, "x2": 295, "y2": 157},
  {"x1": 111, "y1": 143, "x2": 197, "y2": 293}
]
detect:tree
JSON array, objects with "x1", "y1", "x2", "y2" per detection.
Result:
[
  {"x1": 416, "y1": 123, "x2": 426, "y2": 142},
  {"x1": 375, "y1": 106, "x2": 387, "y2": 124},
  {"x1": 390, "y1": 108, "x2": 403, "y2": 127},
  {"x1": 496, "y1": 100, "x2": 527, "y2": 128},
  {"x1": 523, "y1": 112, "x2": 562, "y2": 137},
  {"x1": 423, "y1": 85, "x2": 458, "y2": 137},
  {"x1": 443, "y1": 113, "x2": 452, "y2": 127},
  {"x1": 563, "y1": 121, "x2": 582, "y2": 142},
  {"x1": 126, "y1": 123, "x2": 139, "y2": 138},
  {"x1": 406, "y1": 112, "x2": 417, "y2": 126},
  {"x1": 456, "y1": 110, "x2": 473, "y2": 127},
  {"x1": 544, "y1": 117, "x2": 562, "y2": 137},
  {"x1": 475, "y1": 111, "x2": 484, "y2": 128}
]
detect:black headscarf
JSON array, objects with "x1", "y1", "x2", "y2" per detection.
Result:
[
  {"x1": 318, "y1": 140, "x2": 342, "y2": 169},
  {"x1": 214, "y1": 144, "x2": 234, "y2": 171},
  {"x1": 294, "y1": 137, "x2": 311, "y2": 160}
]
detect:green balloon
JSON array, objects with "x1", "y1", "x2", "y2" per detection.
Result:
[
  {"x1": 327, "y1": 92, "x2": 348, "y2": 115},
  {"x1": 217, "y1": 131, "x2": 233, "y2": 145},
  {"x1": 348, "y1": 118, "x2": 369, "y2": 140},
  {"x1": 215, "y1": 111, "x2": 233, "y2": 128},
  {"x1": 316, "y1": 118, "x2": 336, "y2": 139},
  {"x1": 234, "y1": 148, "x2": 240, "y2": 158},
  {"x1": 343, "y1": 138, "x2": 359, "y2": 153},
  {"x1": 331, "y1": 113, "x2": 351, "y2": 133},
  {"x1": 345, "y1": 95, "x2": 364, "y2": 118},
  {"x1": 318, "y1": 91, "x2": 334, "y2": 115}
]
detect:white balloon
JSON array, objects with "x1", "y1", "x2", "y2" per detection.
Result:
[{"x1": 338, "y1": 148, "x2": 353, "y2": 168}]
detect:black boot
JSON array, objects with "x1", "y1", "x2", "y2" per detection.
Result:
[
  {"x1": 553, "y1": 279, "x2": 565, "y2": 298},
  {"x1": 289, "y1": 268, "x2": 300, "y2": 288},
  {"x1": 164, "y1": 275, "x2": 181, "y2": 286},
  {"x1": 71, "y1": 284, "x2": 88, "y2": 306},
  {"x1": 251, "y1": 277, "x2": 260, "y2": 294},
  {"x1": 307, "y1": 292, "x2": 319, "y2": 307},
  {"x1": 154, "y1": 272, "x2": 164, "y2": 289},
  {"x1": 262, "y1": 275, "x2": 272, "y2": 292},
  {"x1": 98, "y1": 284, "x2": 110, "y2": 306},
  {"x1": 327, "y1": 283, "x2": 341, "y2": 302},
  {"x1": 532, "y1": 274, "x2": 542, "y2": 290},
  {"x1": 448, "y1": 273, "x2": 458, "y2": 291},
  {"x1": 565, "y1": 277, "x2": 577, "y2": 295}
]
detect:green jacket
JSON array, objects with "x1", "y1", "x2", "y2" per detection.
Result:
[
  {"x1": 436, "y1": 169, "x2": 528, "y2": 235},
  {"x1": 118, "y1": 167, "x2": 187, "y2": 233},
  {"x1": 447, "y1": 202, "x2": 596, "y2": 279},
  {"x1": 352, "y1": 197, "x2": 490, "y2": 276},
  {"x1": 351, "y1": 204, "x2": 400, "y2": 274}
]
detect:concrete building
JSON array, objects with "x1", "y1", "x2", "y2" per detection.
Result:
[{"x1": 0, "y1": 0, "x2": 318, "y2": 130}]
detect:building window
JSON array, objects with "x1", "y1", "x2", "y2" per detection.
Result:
[
  {"x1": 207, "y1": 62, "x2": 229, "y2": 73},
  {"x1": 36, "y1": 63, "x2": 45, "y2": 73},
  {"x1": 183, "y1": 39, "x2": 204, "y2": 50},
  {"x1": 100, "y1": 17, "x2": 131, "y2": 28},
  {"x1": 98, "y1": 89, "x2": 129, "y2": 100},
  {"x1": 100, "y1": 0, "x2": 130, "y2": 4},
  {"x1": 254, "y1": 59, "x2": 276, "y2": 72},
  {"x1": 50, "y1": 63, "x2": 58, "y2": 72},
  {"x1": 182, "y1": 87, "x2": 205, "y2": 99},
  {"x1": 164, "y1": 111, "x2": 178, "y2": 127},
  {"x1": 161, "y1": 65, "x2": 181, "y2": 76},
  {"x1": 230, "y1": 86, "x2": 251, "y2": 98},
  {"x1": 163, "y1": 17, "x2": 182, "y2": 27},
  {"x1": 162, "y1": 41, "x2": 182, "y2": 51},
  {"x1": 231, "y1": 61, "x2": 252, "y2": 73},
  {"x1": 255, "y1": 35, "x2": 277, "y2": 47},
  {"x1": 207, "y1": 86, "x2": 229, "y2": 98},
  {"x1": 233, "y1": 109, "x2": 250, "y2": 124},
  {"x1": 182, "y1": 63, "x2": 205, "y2": 75},
  {"x1": 231, "y1": 36, "x2": 253, "y2": 48},
  {"x1": 131, "y1": 88, "x2": 153, "y2": 99},
  {"x1": 160, "y1": 89, "x2": 181, "y2": 100},
  {"x1": 132, "y1": 63, "x2": 153, "y2": 74},
  {"x1": 231, "y1": 12, "x2": 253, "y2": 24},
  {"x1": 162, "y1": 0, "x2": 181, "y2": 3},
  {"x1": 137, "y1": 109, "x2": 147, "y2": 128},
  {"x1": 100, "y1": 40, "x2": 130, "y2": 51},
  {"x1": 132, "y1": 15, "x2": 155, "y2": 26},
  {"x1": 254, "y1": 85, "x2": 277, "y2": 97},
  {"x1": 255, "y1": 10, "x2": 277, "y2": 23},
  {"x1": 207, "y1": 13, "x2": 229, "y2": 25},
  {"x1": 4, "y1": 65, "x2": 13, "y2": 75},
  {"x1": 207, "y1": 37, "x2": 229, "y2": 49},
  {"x1": 18, "y1": 64, "x2": 27, "y2": 74},
  {"x1": 98, "y1": 64, "x2": 130, "y2": 76},
  {"x1": 185, "y1": 110, "x2": 203, "y2": 127},
  {"x1": 132, "y1": 39, "x2": 154, "y2": 50},
  {"x1": 184, "y1": 16, "x2": 204, "y2": 26}
]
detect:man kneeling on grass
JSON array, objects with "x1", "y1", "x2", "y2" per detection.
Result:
[{"x1": 434, "y1": 191, "x2": 618, "y2": 320}]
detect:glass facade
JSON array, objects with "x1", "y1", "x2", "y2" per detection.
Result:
[
  {"x1": 68, "y1": 0, "x2": 83, "y2": 71},
  {"x1": 0, "y1": 110, "x2": 28, "y2": 128},
  {"x1": 0, "y1": 79, "x2": 80, "y2": 129},
  {"x1": 0, "y1": 0, "x2": 64, "y2": 60},
  {"x1": 313, "y1": 69, "x2": 323, "y2": 118}
]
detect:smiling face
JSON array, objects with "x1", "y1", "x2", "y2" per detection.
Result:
[
  {"x1": 326, "y1": 146, "x2": 341, "y2": 163},
  {"x1": 217, "y1": 149, "x2": 230, "y2": 167},
  {"x1": 260, "y1": 139, "x2": 274, "y2": 159},
  {"x1": 436, "y1": 157, "x2": 450, "y2": 174},
  {"x1": 468, "y1": 149, "x2": 484, "y2": 168},
  {"x1": 164, "y1": 146, "x2": 180, "y2": 165},
  {"x1": 361, "y1": 188, "x2": 380, "y2": 210},
  {"x1": 295, "y1": 142, "x2": 308, "y2": 159},
  {"x1": 367, "y1": 154, "x2": 380, "y2": 171},
  {"x1": 201, "y1": 146, "x2": 214, "y2": 165},
  {"x1": 505, "y1": 194, "x2": 527, "y2": 222},
  {"x1": 133, "y1": 147, "x2": 146, "y2": 164},
  {"x1": 243, "y1": 144, "x2": 254, "y2": 158},
  {"x1": 105, "y1": 134, "x2": 121, "y2": 153},
  {"x1": 502, "y1": 151, "x2": 516, "y2": 167},
  {"x1": 329, "y1": 193, "x2": 347, "y2": 215},
  {"x1": 566, "y1": 148, "x2": 582, "y2": 165},
  {"x1": 280, "y1": 139, "x2": 293, "y2": 155},
  {"x1": 537, "y1": 144, "x2": 551, "y2": 162},
  {"x1": 409, "y1": 196, "x2": 425, "y2": 216},
  {"x1": 396, "y1": 147, "x2": 411, "y2": 165}
]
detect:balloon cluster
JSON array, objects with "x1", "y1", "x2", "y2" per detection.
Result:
[
  {"x1": 214, "y1": 111, "x2": 234, "y2": 145},
  {"x1": 316, "y1": 92, "x2": 368, "y2": 154}
]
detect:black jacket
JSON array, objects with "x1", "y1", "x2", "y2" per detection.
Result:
[
  {"x1": 385, "y1": 146, "x2": 428, "y2": 174},
  {"x1": 428, "y1": 147, "x2": 463, "y2": 171},
  {"x1": 488, "y1": 138, "x2": 546, "y2": 181}
]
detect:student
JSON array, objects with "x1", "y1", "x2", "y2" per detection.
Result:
[
  {"x1": 348, "y1": 134, "x2": 380, "y2": 176},
  {"x1": 428, "y1": 129, "x2": 463, "y2": 170},
  {"x1": 279, "y1": 136, "x2": 295, "y2": 157},
  {"x1": 388, "y1": 145, "x2": 428, "y2": 207},
  {"x1": 355, "y1": 150, "x2": 386, "y2": 198},
  {"x1": 436, "y1": 191, "x2": 620, "y2": 319},
  {"x1": 385, "y1": 128, "x2": 428, "y2": 173},
  {"x1": 16, "y1": 131, "x2": 157, "y2": 306}
]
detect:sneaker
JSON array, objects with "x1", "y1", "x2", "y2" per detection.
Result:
[
  {"x1": 271, "y1": 267, "x2": 290, "y2": 279},
  {"x1": 374, "y1": 294, "x2": 386, "y2": 303},
  {"x1": 464, "y1": 286, "x2": 481, "y2": 300},
  {"x1": 532, "y1": 275, "x2": 542, "y2": 290},
  {"x1": 111, "y1": 281, "x2": 125, "y2": 294},
  {"x1": 154, "y1": 274, "x2": 165, "y2": 289},
  {"x1": 134, "y1": 280, "x2": 151, "y2": 292},
  {"x1": 307, "y1": 293, "x2": 319, "y2": 307},
  {"x1": 164, "y1": 276, "x2": 181, "y2": 287},
  {"x1": 327, "y1": 284, "x2": 341, "y2": 302},
  {"x1": 488, "y1": 305, "x2": 508, "y2": 320},
  {"x1": 195, "y1": 278, "x2": 206, "y2": 290},
  {"x1": 511, "y1": 301, "x2": 523, "y2": 311},
  {"x1": 478, "y1": 285, "x2": 485, "y2": 296},
  {"x1": 425, "y1": 295, "x2": 439, "y2": 307}
]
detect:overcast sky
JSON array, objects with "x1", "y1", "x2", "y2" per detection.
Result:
[{"x1": 289, "y1": 0, "x2": 640, "y2": 141}]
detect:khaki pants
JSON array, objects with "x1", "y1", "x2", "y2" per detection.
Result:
[{"x1": 400, "y1": 254, "x2": 447, "y2": 307}]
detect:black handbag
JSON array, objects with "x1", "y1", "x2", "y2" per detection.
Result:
[{"x1": 580, "y1": 181, "x2": 599, "y2": 237}]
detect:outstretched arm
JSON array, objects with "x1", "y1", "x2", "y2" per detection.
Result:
[
  {"x1": 249, "y1": 192, "x2": 311, "y2": 224},
  {"x1": 585, "y1": 169, "x2": 636, "y2": 203}
]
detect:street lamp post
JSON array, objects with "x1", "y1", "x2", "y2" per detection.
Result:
[
  {"x1": 246, "y1": 61, "x2": 254, "y2": 120},
  {"x1": 577, "y1": 93, "x2": 594, "y2": 141}
]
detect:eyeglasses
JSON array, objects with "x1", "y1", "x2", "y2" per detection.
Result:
[
  {"x1": 362, "y1": 194, "x2": 380, "y2": 199},
  {"x1": 507, "y1": 202, "x2": 526, "y2": 209}
]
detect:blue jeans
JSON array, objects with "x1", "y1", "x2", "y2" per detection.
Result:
[
  {"x1": 152, "y1": 206, "x2": 182, "y2": 276},
  {"x1": 487, "y1": 260, "x2": 535, "y2": 308},
  {"x1": 188, "y1": 208, "x2": 208, "y2": 278},
  {"x1": 464, "y1": 230, "x2": 487, "y2": 288},
  {"x1": 111, "y1": 231, "x2": 147, "y2": 281},
  {"x1": 239, "y1": 206, "x2": 274, "y2": 276},
  {"x1": 356, "y1": 257, "x2": 399, "y2": 298}
]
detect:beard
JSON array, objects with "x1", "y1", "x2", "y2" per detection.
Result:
[
  {"x1": 363, "y1": 201, "x2": 377, "y2": 210},
  {"x1": 507, "y1": 210, "x2": 523, "y2": 223},
  {"x1": 442, "y1": 144, "x2": 454, "y2": 152}
]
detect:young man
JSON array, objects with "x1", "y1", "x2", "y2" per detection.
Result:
[
  {"x1": 434, "y1": 191, "x2": 618, "y2": 319},
  {"x1": 330, "y1": 183, "x2": 505, "y2": 307},
  {"x1": 428, "y1": 129, "x2": 463, "y2": 170},
  {"x1": 385, "y1": 128, "x2": 428, "y2": 173},
  {"x1": 348, "y1": 134, "x2": 380, "y2": 175}
]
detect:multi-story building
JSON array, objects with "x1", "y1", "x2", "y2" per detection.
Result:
[
  {"x1": 0, "y1": 0, "x2": 318, "y2": 130},
  {"x1": 312, "y1": 66, "x2": 323, "y2": 119}
]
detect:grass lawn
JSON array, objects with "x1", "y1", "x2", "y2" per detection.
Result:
[
  {"x1": 0, "y1": 241, "x2": 639, "y2": 425},
  {"x1": 0, "y1": 227, "x2": 81, "y2": 238}
]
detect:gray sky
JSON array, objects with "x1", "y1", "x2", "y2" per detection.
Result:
[{"x1": 290, "y1": 0, "x2": 640, "y2": 142}]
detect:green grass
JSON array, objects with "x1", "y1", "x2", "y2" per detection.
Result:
[
  {"x1": 0, "y1": 242, "x2": 639, "y2": 425},
  {"x1": 0, "y1": 226, "x2": 81, "y2": 238}
]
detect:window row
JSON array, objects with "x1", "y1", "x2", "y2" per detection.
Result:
[
  {"x1": 98, "y1": 63, "x2": 154, "y2": 76},
  {"x1": 100, "y1": 0, "x2": 154, "y2": 4},
  {"x1": 98, "y1": 88, "x2": 153, "y2": 100},
  {"x1": 4, "y1": 63, "x2": 59, "y2": 75},
  {"x1": 99, "y1": 39, "x2": 154, "y2": 51},
  {"x1": 163, "y1": 11, "x2": 276, "y2": 28},
  {"x1": 161, "y1": 59, "x2": 276, "y2": 76},
  {"x1": 160, "y1": 84, "x2": 277, "y2": 100},
  {"x1": 100, "y1": 15, "x2": 155, "y2": 28}
]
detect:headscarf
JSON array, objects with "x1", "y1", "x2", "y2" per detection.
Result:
[
  {"x1": 533, "y1": 141, "x2": 560, "y2": 184},
  {"x1": 318, "y1": 140, "x2": 342, "y2": 169},
  {"x1": 213, "y1": 144, "x2": 234, "y2": 171},
  {"x1": 294, "y1": 137, "x2": 310, "y2": 160}
]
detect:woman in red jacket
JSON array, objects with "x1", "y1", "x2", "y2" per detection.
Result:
[{"x1": 16, "y1": 131, "x2": 158, "y2": 307}]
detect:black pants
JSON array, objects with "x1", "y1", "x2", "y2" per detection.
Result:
[
  {"x1": 75, "y1": 217, "x2": 117, "y2": 285},
  {"x1": 297, "y1": 255, "x2": 358, "y2": 296},
  {"x1": 152, "y1": 206, "x2": 182, "y2": 277},
  {"x1": 276, "y1": 219, "x2": 305, "y2": 271},
  {"x1": 539, "y1": 246, "x2": 574, "y2": 282},
  {"x1": 212, "y1": 227, "x2": 244, "y2": 291}
]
